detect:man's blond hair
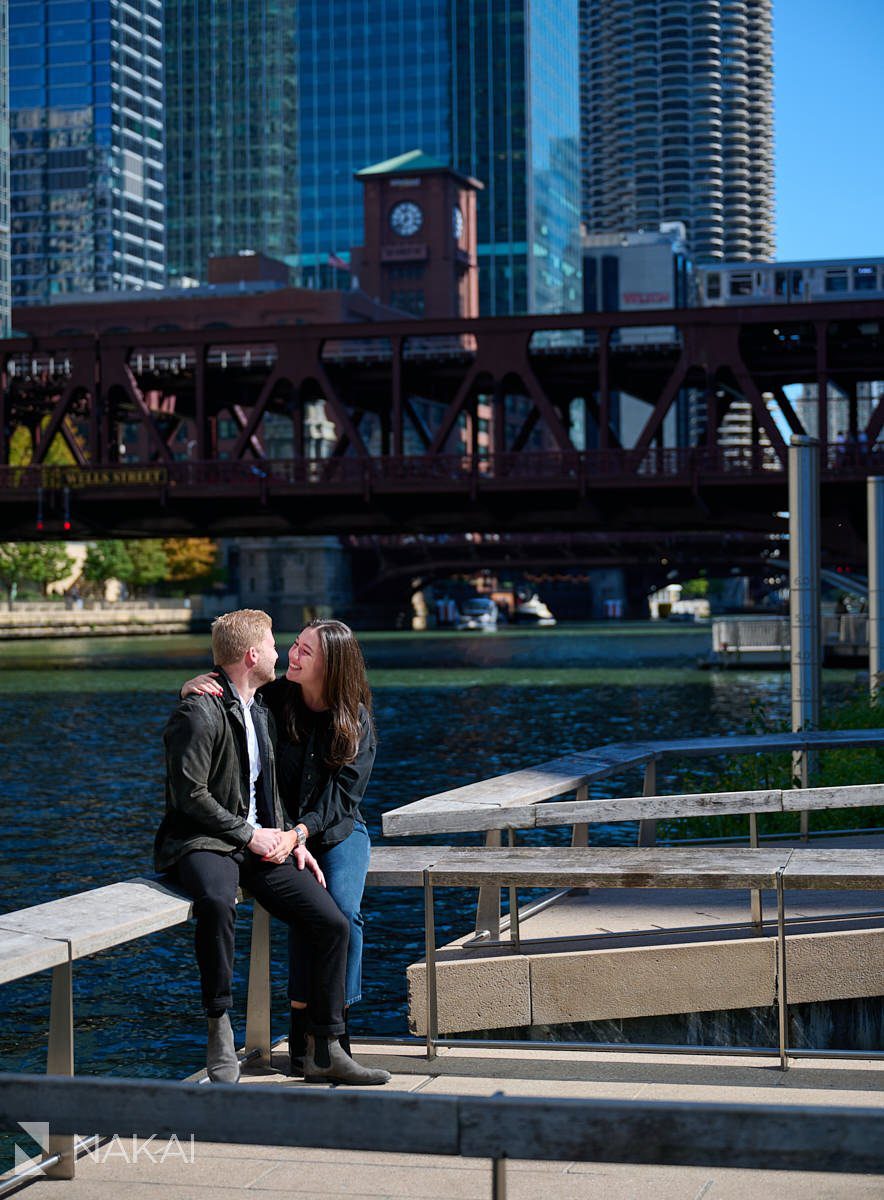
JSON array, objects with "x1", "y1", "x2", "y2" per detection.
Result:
[{"x1": 211, "y1": 609, "x2": 272, "y2": 666}]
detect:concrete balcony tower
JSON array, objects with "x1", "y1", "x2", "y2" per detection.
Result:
[{"x1": 580, "y1": 0, "x2": 775, "y2": 262}]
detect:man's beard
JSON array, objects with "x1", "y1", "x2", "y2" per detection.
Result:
[{"x1": 253, "y1": 657, "x2": 276, "y2": 687}]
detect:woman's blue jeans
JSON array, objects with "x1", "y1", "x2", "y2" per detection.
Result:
[{"x1": 288, "y1": 821, "x2": 370, "y2": 1008}]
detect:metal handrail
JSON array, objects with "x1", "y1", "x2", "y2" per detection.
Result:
[{"x1": 382, "y1": 728, "x2": 884, "y2": 940}]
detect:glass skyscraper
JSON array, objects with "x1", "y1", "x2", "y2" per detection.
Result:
[
  {"x1": 9, "y1": 0, "x2": 165, "y2": 307},
  {"x1": 294, "y1": 0, "x2": 581, "y2": 315},
  {"x1": 295, "y1": 0, "x2": 450, "y2": 288},
  {"x1": 0, "y1": 0, "x2": 9, "y2": 333},
  {"x1": 164, "y1": 0, "x2": 297, "y2": 284}
]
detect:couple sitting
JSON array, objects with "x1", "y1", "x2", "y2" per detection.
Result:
[{"x1": 154, "y1": 609, "x2": 390, "y2": 1086}]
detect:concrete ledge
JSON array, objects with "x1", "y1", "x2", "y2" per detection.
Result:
[
  {"x1": 406, "y1": 926, "x2": 884, "y2": 1036},
  {"x1": 408, "y1": 952, "x2": 531, "y2": 1035}
]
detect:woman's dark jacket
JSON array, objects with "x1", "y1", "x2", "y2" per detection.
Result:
[
  {"x1": 154, "y1": 669, "x2": 289, "y2": 872},
  {"x1": 258, "y1": 676, "x2": 375, "y2": 851}
]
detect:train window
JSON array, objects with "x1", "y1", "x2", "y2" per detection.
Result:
[
  {"x1": 729, "y1": 273, "x2": 753, "y2": 296},
  {"x1": 854, "y1": 266, "x2": 877, "y2": 291},
  {"x1": 790, "y1": 270, "x2": 803, "y2": 296},
  {"x1": 706, "y1": 273, "x2": 721, "y2": 299},
  {"x1": 824, "y1": 270, "x2": 848, "y2": 293},
  {"x1": 775, "y1": 270, "x2": 787, "y2": 297}
]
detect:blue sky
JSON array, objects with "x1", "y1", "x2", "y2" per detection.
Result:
[{"x1": 775, "y1": 0, "x2": 884, "y2": 261}]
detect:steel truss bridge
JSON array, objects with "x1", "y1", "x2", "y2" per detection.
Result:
[{"x1": 1, "y1": 297, "x2": 881, "y2": 551}]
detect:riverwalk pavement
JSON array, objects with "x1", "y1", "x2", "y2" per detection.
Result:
[{"x1": 15, "y1": 1042, "x2": 884, "y2": 1199}]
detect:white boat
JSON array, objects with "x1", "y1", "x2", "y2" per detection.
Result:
[
  {"x1": 455, "y1": 597, "x2": 499, "y2": 632},
  {"x1": 513, "y1": 593, "x2": 556, "y2": 627}
]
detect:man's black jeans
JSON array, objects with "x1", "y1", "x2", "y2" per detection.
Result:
[{"x1": 173, "y1": 848, "x2": 349, "y2": 1037}]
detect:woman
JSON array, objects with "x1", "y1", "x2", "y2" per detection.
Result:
[{"x1": 181, "y1": 617, "x2": 375, "y2": 1070}]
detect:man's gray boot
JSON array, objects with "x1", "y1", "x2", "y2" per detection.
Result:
[
  {"x1": 207, "y1": 1013, "x2": 240, "y2": 1083},
  {"x1": 304, "y1": 1035, "x2": 391, "y2": 1086}
]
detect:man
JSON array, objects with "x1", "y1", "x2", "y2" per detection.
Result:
[{"x1": 155, "y1": 609, "x2": 389, "y2": 1086}]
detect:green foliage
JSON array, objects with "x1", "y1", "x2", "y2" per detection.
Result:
[
  {"x1": 120, "y1": 540, "x2": 168, "y2": 592},
  {"x1": 83, "y1": 541, "x2": 133, "y2": 586},
  {"x1": 661, "y1": 692, "x2": 884, "y2": 842},
  {"x1": 82, "y1": 540, "x2": 168, "y2": 594},
  {"x1": 679, "y1": 578, "x2": 709, "y2": 599},
  {"x1": 0, "y1": 542, "x2": 72, "y2": 601}
]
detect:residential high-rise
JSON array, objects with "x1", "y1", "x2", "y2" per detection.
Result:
[
  {"x1": 163, "y1": 0, "x2": 297, "y2": 284},
  {"x1": 9, "y1": 0, "x2": 165, "y2": 307},
  {"x1": 580, "y1": 0, "x2": 775, "y2": 262},
  {"x1": 293, "y1": 0, "x2": 581, "y2": 315}
]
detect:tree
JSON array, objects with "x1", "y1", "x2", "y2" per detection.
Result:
[
  {"x1": 120, "y1": 540, "x2": 168, "y2": 594},
  {"x1": 8, "y1": 416, "x2": 80, "y2": 467},
  {"x1": 83, "y1": 542, "x2": 133, "y2": 591},
  {"x1": 162, "y1": 538, "x2": 218, "y2": 584},
  {"x1": 680, "y1": 578, "x2": 709, "y2": 599},
  {"x1": 0, "y1": 542, "x2": 73, "y2": 606}
]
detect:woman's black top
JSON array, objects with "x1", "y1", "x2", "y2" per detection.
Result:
[{"x1": 258, "y1": 676, "x2": 375, "y2": 851}]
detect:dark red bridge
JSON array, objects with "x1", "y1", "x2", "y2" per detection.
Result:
[{"x1": 2, "y1": 294, "x2": 881, "y2": 549}]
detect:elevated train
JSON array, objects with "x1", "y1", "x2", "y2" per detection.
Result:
[{"x1": 695, "y1": 257, "x2": 884, "y2": 306}]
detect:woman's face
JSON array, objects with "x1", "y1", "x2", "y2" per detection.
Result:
[{"x1": 286, "y1": 626, "x2": 326, "y2": 693}]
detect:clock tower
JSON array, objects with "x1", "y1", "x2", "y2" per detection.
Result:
[{"x1": 351, "y1": 150, "x2": 482, "y2": 319}]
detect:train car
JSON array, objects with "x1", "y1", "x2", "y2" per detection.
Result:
[{"x1": 696, "y1": 257, "x2": 884, "y2": 306}]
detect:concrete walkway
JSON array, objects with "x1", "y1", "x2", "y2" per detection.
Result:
[{"x1": 13, "y1": 1042, "x2": 884, "y2": 1199}]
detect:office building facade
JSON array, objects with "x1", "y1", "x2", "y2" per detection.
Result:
[
  {"x1": 580, "y1": 0, "x2": 775, "y2": 262},
  {"x1": 10, "y1": 0, "x2": 165, "y2": 307},
  {"x1": 163, "y1": 0, "x2": 297, "y2": 284},
  {"x1": 0, "y1": 0, "x2": 9, "y2": 333},
  {"x1": 294, "y1": 0, "x2": 581, "y2": 315}
]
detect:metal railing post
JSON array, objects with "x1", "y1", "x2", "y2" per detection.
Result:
[
  {"x1": 638, "y1": 759, "x2": 657, "y2": 846},
  {"x1": 507, "y1": 828, "x2": 520, "y2": 953},
  {"x1": 869, "y1": 476, "x2": 884, "y2": 703},
  {"x1": 245, "y1": 902, "x2": 271, "y2": 1065},
  {"x1": 423, "y1": 869, "x2": 438, "y2": 1061},
  {"x1": 473, "y1": 829, "x2": 502, "y2": 940},
  {"x1": 776, "y1": 869, "x2": 790, "y2": 1071},
  {"x1": 492, "y1": 1157, "x2": 508, "y2": 1199},
  {"x1": 748, "y1": 813, "x2": 763, "y2": 931},
  {"x1": 45, "y1": 958, "x2": 75, "y2": 1179},
  {"x1": 789, "y1": 435, "x2": 820, "y2": 841},
  {"x1": 571, "y1": 783, "x2": 589, "y2": 846}
]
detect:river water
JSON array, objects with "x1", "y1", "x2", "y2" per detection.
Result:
[{"x1": 0, "y1": 624, "x2": 860, "y2": 1081}]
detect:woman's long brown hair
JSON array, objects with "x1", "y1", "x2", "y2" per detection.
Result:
[{"x1": 283, "y1": 618, "x2": 373, "y2": 769}]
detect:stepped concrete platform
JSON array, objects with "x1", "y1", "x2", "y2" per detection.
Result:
[
  {"x1": 406, "y1": 835, "x2": 884, "y2": 1035},
  {"x1": 14, "y1": 1044, "x2": 884, "y2": 1199}
]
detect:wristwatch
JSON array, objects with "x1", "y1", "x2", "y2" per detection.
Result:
[{"x1": 294, "y1": 825, "x2": 308, "y2": 848}]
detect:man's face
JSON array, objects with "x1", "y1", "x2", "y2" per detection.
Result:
[{"x1": 252, "y1": 627, "x2": 279, "y2": 686}]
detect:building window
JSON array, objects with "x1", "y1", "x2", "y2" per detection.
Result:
[{"x1": 390, "y1": 288, "x2": 424, "y2": 315}]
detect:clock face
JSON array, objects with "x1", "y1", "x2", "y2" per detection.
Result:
[
  {"x1": 452, "y1": 204, "x2": 464, "y2": 241},
  {"x1": 389, "y1": 201, "x2": 423, "y2": 237}
]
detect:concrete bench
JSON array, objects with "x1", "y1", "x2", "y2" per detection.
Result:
[{"x1": 363, "y1": 845, "x2": 884, "y2": 1070}]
